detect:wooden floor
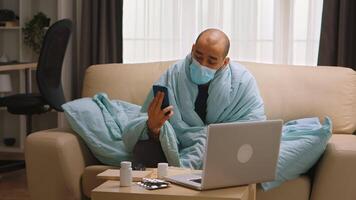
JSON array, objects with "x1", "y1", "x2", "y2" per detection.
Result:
[{"x1": 0, "y1": 169, "x2": 30, "y2": 200}]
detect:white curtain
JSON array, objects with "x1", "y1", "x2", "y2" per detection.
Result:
[{"x1": 123, "y1": 0, "x2": 323, "y2": 66}]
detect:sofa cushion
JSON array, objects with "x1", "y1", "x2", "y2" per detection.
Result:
[
  {"x1": 82, "y1": 61, "x2": 175, "y2": 106},
  {"x1": 257, "y1": 175, "x2": 311, "y2": 200},
  {"x1": 242, "y1": 62, "x2": 356, "y2": 134},
  {"x1": 82, "y1": 165, "x2": 118, "y2": 198}
]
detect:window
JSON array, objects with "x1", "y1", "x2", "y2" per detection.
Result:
[{"x1": 123, "y1": 0, "x2": 323, "y2": 65}]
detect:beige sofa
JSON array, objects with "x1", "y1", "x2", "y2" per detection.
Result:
[{"x1": 25, "y1": 61, "x2": 356, "y2": 200}]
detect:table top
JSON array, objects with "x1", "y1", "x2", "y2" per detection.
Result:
[
  {"x1": 92, "y1": 167, "x2": 256, "y2": 200},
  {"x1": 0, "y1": 62, "x2": 37, "y2": 72}
]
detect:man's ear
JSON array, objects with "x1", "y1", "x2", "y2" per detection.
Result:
[
  {"x1": 224, "y1": 57, "x2": 230, "y2": 66},
  {"x1": 191, "y1": 44, "x2": 195, "y2": 54}
]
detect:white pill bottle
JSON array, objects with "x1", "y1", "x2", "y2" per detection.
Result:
[{"x1": 120, "y1": 161, "x2": 132, "y2": 187}]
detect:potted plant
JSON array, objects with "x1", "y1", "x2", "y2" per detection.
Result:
[{"x1": 23, "y1": 12, "x2": 50, "y2": 55}]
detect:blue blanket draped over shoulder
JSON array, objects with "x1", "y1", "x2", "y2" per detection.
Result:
[
  {"x1": 62, "y1": 54, "x2": 332, "y2": 190},
  {"x1": 123, "y1": 54, "x2": 266, "y2": 169}
]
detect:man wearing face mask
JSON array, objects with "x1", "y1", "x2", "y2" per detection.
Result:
[{"x1": 132, "y1": 28, "x2": 265, "y2": 168}]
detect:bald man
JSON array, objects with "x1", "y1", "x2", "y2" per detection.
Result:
[
  {"x1": 148, "y1": 29, "x2": 230, "y2": 136},
  {"x1": 133, "y1": 29, "x2": 265, "y2": 167}
]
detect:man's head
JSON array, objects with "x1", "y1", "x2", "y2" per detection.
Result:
[{"x1": 191, "y1": 28, "x2": 230, "y2": 70}]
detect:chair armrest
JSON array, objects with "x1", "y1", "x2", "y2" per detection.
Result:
[
  {"x1": 311, "y1": 134, "x2": 356, "y2": 200},
  {"x1": 25, "y1": 128, "x2": 98, "y2": 200}
]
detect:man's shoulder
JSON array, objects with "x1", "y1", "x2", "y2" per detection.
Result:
[
  {"x1": 166, "y1": 58, "x2": 188, "y2": 73},
  {"x1": 171, "y1": 58, "x2": 187, "y2": 67},
  {"x1": 229, "y1": 61, "x2": 256, "y2": 83},
  {"x1": 229, "y1": 61, "x2": 252, "y2": 75}
]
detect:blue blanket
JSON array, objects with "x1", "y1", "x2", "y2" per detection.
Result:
[
  {"x1": 122, "y1": 54, "x2": 266, "y2": 168},
  {"x1": 62, "y1": 55, "x2": 332, "y2": 190}
]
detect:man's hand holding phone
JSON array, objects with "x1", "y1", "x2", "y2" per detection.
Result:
[{"x1": 147, "y1": 86, "x2": 174, "y2": 140}]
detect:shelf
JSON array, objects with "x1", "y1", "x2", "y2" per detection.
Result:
[
  {"x1": 0, "y1": 27, "x2": 20, "y2": 30},
  {"x1": 1, "y1": 107, "x2": 58, "y2": 113},
  {"x1": 0, "y1": 151, "x2": 24, "y2": 160},
  {"x1": 0, "y1": 145, "x2": 23, "y2": 153}
]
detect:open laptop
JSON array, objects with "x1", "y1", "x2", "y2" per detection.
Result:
[{"x1": 165, "y1": 120, "x2": 283, "y2": 190}]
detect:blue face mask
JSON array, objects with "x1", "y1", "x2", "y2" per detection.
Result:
[{"x1": 189, "y1": 58, "x2": 217, "y2": 85}]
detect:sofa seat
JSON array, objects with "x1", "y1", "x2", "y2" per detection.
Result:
[
  {"x1": 256, "y1": 176, "x2": 311, "y2": 200},
  {"x1": 25, "y1": 61, "x2": 356, "y2": 200},
  {"x1": 81, "y1": 165, "x2": 311, "y2": 200},
  {"x1": 82, "y1": 165, "x2": 117, "y2": 198}
]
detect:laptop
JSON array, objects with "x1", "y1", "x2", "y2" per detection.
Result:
[{"x1": 165, "y1": 120, "x2": 283, "y2": 190}]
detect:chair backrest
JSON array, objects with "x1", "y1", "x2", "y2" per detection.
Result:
[{"x1": 36, "y1": 19, "x2": 72, "y2": 112}]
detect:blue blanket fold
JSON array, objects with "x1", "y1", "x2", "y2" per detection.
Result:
[{"x1": 261, "y1": 117, "x2": 332, "y2": 190}]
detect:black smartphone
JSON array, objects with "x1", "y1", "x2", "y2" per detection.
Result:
[{"x1": 152, "y1": 85, "x2": 170, "y2": 110}]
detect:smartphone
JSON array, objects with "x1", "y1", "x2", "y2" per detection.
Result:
[{"x1": 152, "y1": 85, "x2": 170, "y2": 110}]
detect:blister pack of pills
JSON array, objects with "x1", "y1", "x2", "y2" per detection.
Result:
[{"x1": 137, "y1": 178, "x2": 170, "y2": 190}]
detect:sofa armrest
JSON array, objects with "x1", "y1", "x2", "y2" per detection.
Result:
[
  {"x1": 25, "y1": 128, "x2": 98, "y2": 200},
  {"x1": 311, "y1": 134, "x2": 356, "y2": 200}
]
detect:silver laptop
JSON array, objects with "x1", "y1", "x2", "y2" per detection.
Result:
[{"x1": 165, "y1": 120, "x2": 283, "y2": 190}]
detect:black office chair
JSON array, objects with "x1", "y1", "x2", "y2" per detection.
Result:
[
  {"x1": 0, "y1": 19, "x2": 72, "y2": 134},
  {"x1": 0, "y1": 19, "x2": 72, "y2": 172}
]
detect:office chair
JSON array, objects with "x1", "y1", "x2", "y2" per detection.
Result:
[
  {"x1": 1, "y1": 19, "x2": 72, "y2": 133},
  {"x1": 0, "y1": 19, "x2": 72, "y2": 172}
]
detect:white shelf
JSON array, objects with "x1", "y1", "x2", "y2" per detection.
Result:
[{"x1": 0, "y1": 27, "x2": 21, "y2": 30}]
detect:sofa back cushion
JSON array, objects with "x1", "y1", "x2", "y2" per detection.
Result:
[
  {"x1": 82, "y1": 61, "x2": 356, "y2": 134},
  {"x1": 82, "y1": 61, "x2": 174, "y2": 105}
]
